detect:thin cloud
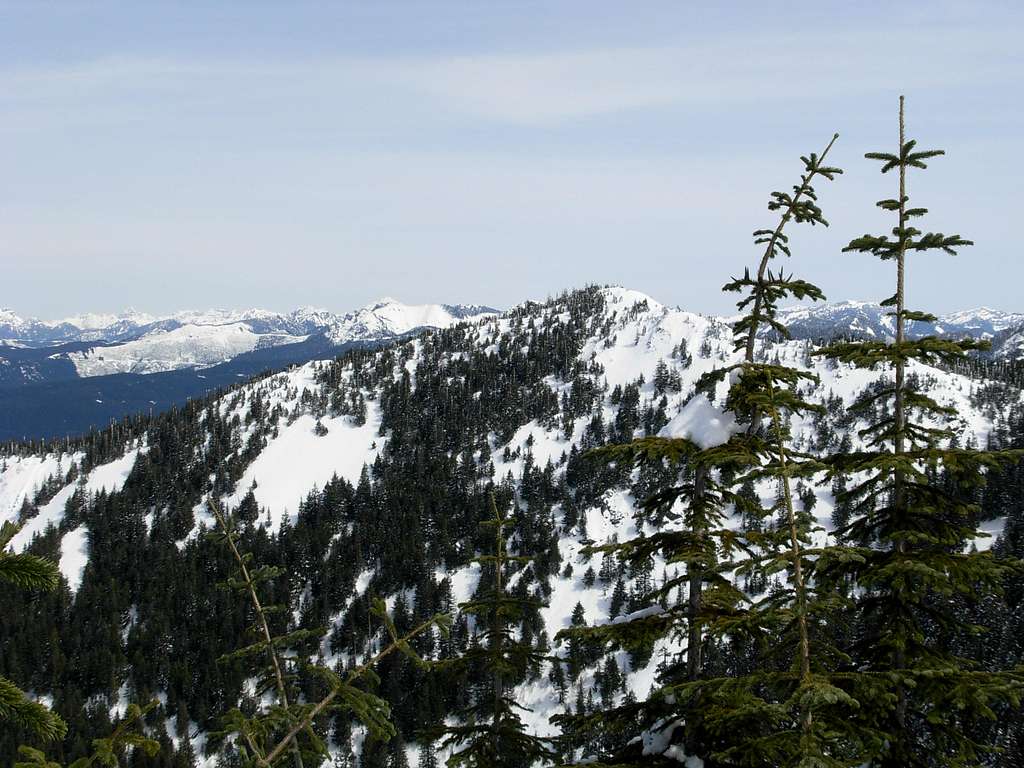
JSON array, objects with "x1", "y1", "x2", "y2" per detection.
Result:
[
  {"x1": 391, "y1": 25, "x2": 1018, "y2": 124},
  {"x1": 0, "y1": 21, "x2": 1018, "y2": 129}
]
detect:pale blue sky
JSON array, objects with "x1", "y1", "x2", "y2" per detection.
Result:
[{"x1": 2, "y1": 1, "x2": 1022, "y2": 318}]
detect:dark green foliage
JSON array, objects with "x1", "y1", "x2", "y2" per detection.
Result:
[
  {"x1": 14, "y1": 701, "x2": 160, "y2": 768},
  {"x1": 207, "y1": 499, "x2": 449, "y2": 768},
  {"x1": 551, "y1": 433, "x2": 759, "y2": 765},
  {"x1": 728, "y1": 134, "x2": 841, "y2": 360},
  {"x1": 425, "y1": 494, "x2": 555, "y2": 768},
  {"x1": 814, "y1": 97, "x2": 1024, "y2": 767},
  {"x1": 0, "y1": 522, "x2": 61, "y2": 592},
  {"x1": 0, "y1": 520, "x2": 68, "y2": 744}
]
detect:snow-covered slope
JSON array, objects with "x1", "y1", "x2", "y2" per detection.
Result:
[
  {"x1": 0, "y1": 299, "x2": 497, "y2": 349},
  {"x1": 58, "y1": 309, "x2": 157, "y2": 334},
  {"x1": 322, "y1": 298, "x2": 497, "y2": 344},
  {"x1": 1, "y1": 298, "x2": 498, "y2": 380},
  {"x1": 66, "y1": 324, "x2": 308, "y2": 377},
  {"x1": 0, "y1": 446, "x2": 143, "y2": 591},
  {"x1": 997, "y1": 327, "x2": 1024, "y2": 361},
  {"x1": 2, "y1": 286, "x2": 1018, "y2": 765},
  {"x1": 5, "y1": 282, "x2": 1015, "y2": 590},
  {"x1": 776, "y1": 300, "x2": 1024, "y2": 350}
]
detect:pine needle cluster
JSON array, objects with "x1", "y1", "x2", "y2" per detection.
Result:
[{"x1": 1, "y1": 521, "x2": 68, "y2": 744}]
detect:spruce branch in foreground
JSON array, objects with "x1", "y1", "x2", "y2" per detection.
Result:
[
  {"x1": 0, "y1": 520, "x2": 68, "y2": 744},
  {"x1": 260, "y1": 606, "x2": 450, "y2": 768},
  {"x1": 14, "y1": 701, "x2": 160, "y2": 768},
  {"x1": 208, "y1": 496, "x2": 451, "y2": 768},
  {"x1": 208, "y1": 496, "x2": 313, "y2": 768}
]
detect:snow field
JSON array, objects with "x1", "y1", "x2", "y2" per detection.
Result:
[{"x1": 1, "y1": 446, "x2": 143, "y2": 590}]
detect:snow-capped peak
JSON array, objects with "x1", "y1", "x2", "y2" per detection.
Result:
[
  {"x1": 941, "y1": 306, "x2": 1024, "y2": 330},
  {"x1": 323, "y1": 298, "x2": 497, "y2": 344},
  {"x1": 0, "y1": 308, "x2": 26, "y2": 327},
  {"x1": 0, "y1": 299, "x2": 498, "y2": 349},
  {"x1": 774, "y1": 301, "x2": 1024, "y2": 351},
  {"x1": 0, "y1": 298, "x2": 499, "y2": 380},
  {"x1": 599, "y1": 285, "x2": 664, "y2": 312},
  {"x1": 59, "y1": 308, "x2": 156, "y2": 330}
]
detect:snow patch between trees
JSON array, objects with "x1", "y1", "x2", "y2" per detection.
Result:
[
  {"x1": 226, "y1": 404, "x2": 384, "y2": 528},
  {"x1": 658, "y1": 393, "x2": 740, "y2": 449}
]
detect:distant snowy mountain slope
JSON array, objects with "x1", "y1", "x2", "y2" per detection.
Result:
[
  {"x1": 0, "y1": 298, "x2": 497, "y2": 352},
  {"x1": 775, "y1": 300, "x2": 1024, "y2": 354},
  {"x1": 997, "y1": 327, "x2": 1024, "y2": 361},
  {"x1": 2, "y1": 286, "x2": 1019, "y2": 766},
  {"x1": 322, "y1": 298, "x2": 498, "y2": 344},
  {"x1": 0, "y1": 298, "x2": 498, "y2": 439},
  {"x1": 66, "y1": 324, "x2": 308, "y2": 377}
]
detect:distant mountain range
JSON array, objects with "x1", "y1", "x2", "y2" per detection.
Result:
[
  {"x1": 772, "y1": 301, "x2": 1024, "y2": 358},
  {"x1": 1, "y1": 295, "x2": 1021, "y2": 442},
  {"x1": 0, "y1": 299, "x2": 497, "y2": 440},
  {"x1": 0, "y1": 299, "x2": 497, "y2": 373}
]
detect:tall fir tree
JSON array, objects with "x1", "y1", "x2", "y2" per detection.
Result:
[
  {"x1": 817, "y1": 96, "x2": 1024, "y2": 767},
  {"x1": 426, "y1": 493, "x2": 555, "y2": 768},
  {"x1": 553, "y1": 135, "x2": 848, "y2": 765},
  {"x1": 685, "y1": 136, "x2": 891, "y2": 767}
]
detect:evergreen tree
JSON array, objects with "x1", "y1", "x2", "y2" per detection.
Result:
[
  {"x1": 817, "y1": 96, "x2": 1024, "y2": 767},
  {"x1": 426, "y1": 493, "x2": 555, "y2": 767},
  {"x1": 416, "y1": 743, "x2": 439, "y2": 768},
  {"x1": 208, "y1": 499, "x2": 323, "y2": 768},
  {"x1": 554, "y1": 134, "x2": 851, "y2": 765},
  {"x1": 0, "y1": 521, "x2": 67, "y2": 743},
  {"x1": 208, "y1": 499, "x2": 447, "y2": 768},
  {"x1": 608, "y1": 578, "x2": 627, "y2": 620},
  {"x1": 682, "y1": 135, "x2": 891, "y2": 767}
]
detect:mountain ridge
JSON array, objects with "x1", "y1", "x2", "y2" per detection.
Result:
[
  {"x1": 0, "y1": 297, "x2": 500, "y2": 349},
  {"x1": 773, "y1": 300, "x2": 1024, "y2": 355},
  {"x1": 2, "y1": 289, "x2": 1021, "y2": 441},
  {"x1": 0, "y1": 298, "x2": 498, "y2": 441},
  {"x1": 1, "y1": 284, "x2": 1019, "y2": 766}
]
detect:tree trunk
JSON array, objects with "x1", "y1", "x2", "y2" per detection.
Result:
[
  {"x1": 893, "y1": 94, "x2": 909, "y2": 737},
  {"x1": 768, "y1": 389, "x2": 813, "y2": 734}
]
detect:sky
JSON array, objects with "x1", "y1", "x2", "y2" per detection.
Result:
[{"x1": 1, "y1": 1, "x2": 1022, "y2": 319}]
